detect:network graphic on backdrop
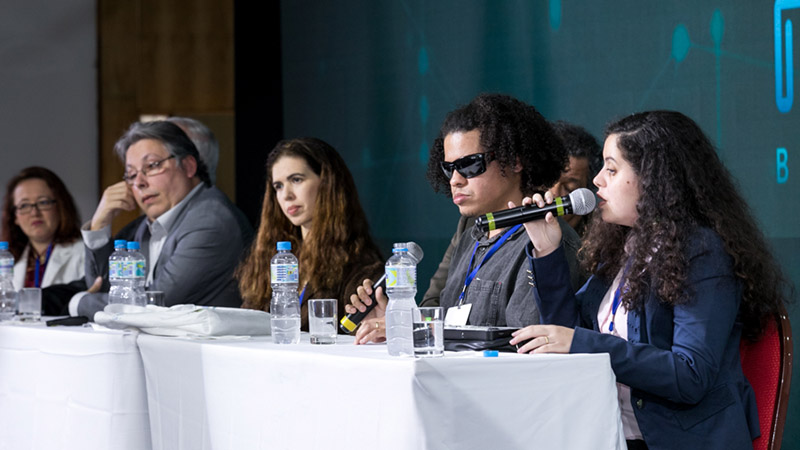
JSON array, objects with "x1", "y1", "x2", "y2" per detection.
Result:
[{"x1": 550, "y1": 2, "x2": 791, "y2": 185}]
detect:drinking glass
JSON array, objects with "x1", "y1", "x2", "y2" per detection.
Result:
[
  {"x1": 308, "y1": 299, "x2": 337, "y2": 344},
  {"x1": 145, "y1": 291, "x2": 165, "y2": 307},
  {"x1": 17, "y1": 287, "x2": 42, "y2": 322},
  {"x1": 412, "y1": 307, "x2": 444, "y2": 357}
]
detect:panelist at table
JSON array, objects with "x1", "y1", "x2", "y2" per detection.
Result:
[
  {"x1": 237, "y1": 138, "x2": 383, "y2": 330},
  {"x1": 546, "y1": 120, "x2": 603, "y2": 237},
  {"x1": 70, "y1": 120, "x2": 253, "y2": 318},
  {"x1": 512, "y1": 111, "x2": 788, "y2": 449},
  {"x1": 348, "y1": 93, "x2": 583, "y2": 343},
  {"x1": 2, "y1": 167, "x2": 86, "y2": 314},
  {"x1": 420, "y1": 119, "x2": 602, "y2": 308}
]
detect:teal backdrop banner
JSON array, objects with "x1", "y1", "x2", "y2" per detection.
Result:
[{"x1": 281, "y1": 1, "x2": 799, "y2": 442}]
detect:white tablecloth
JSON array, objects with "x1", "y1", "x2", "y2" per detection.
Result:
[
  {"x1": 0, "y1": 322, "x2": 151, "y2": 450},
  {"x1": 138, "y1": 334, "x2": 625, "y2": 450}
]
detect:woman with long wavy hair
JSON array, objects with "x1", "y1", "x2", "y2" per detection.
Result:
[
  {"x1": 237, "y1": 138, "x2": 383, "y2": 330},
  {"x1": 510, "y1": 111, "x2": 788, "y2": 449}
]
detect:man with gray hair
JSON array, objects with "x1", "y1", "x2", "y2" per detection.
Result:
[
  {"x1": 69, "y1": 120, "x2": 252, "y2": 318},
  {"x1": 165, "y1": 116, "x2": 219, "y2": 185}
]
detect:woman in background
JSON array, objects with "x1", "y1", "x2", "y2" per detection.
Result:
[
  {"x1": 2, "y1": 167, "x2": 85, "y2": 313},
  {"x1": 237, "y1": 138, "x2": 383, "y2": 330},
  {"x1": 512, "y1": 111, "x2": 787, "y2": 449}
]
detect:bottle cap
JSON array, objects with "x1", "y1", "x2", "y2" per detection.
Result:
[
  {"x1": 392, "y1": 242, "x2": 408, "y2": 252},
  {"x1": 114, "y1": 240, "x2": 127, "y2": 249},
  {"x1": 126, "y1": 241, "x2": 140, "y2": 250},
  {"x1": 277, "y1": 241, "x2": 291, "y2": 251},
  {"x1": 483, "y1": 350, "x2": 499, "y2": 357},
  {"x1": 0, "y1": 242, "x2": 7, "y2": 251}
]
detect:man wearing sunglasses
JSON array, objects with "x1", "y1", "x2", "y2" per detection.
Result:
[
  {"x1": 348, "y1": 93, "x2": 582, "y2": 343},
  {"x1": 69, "y1": 121, "x2": 252, "y2": 319},
  {"x1": 419, "y1": 120, "x2": 598, "y2": 308}
]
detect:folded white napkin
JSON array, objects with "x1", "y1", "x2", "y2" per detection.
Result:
[{"x1": 94, "y1": 304, "x2": 271, "y2": 337}]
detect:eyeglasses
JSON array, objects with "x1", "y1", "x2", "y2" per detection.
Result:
[
  {"x1": 123, "y1": 155, "x2": 176, "y2": 184},
  {"x1": 440, "y1": 152, "x2": 495, "y2": 179},
  {"x1": 15, "y1": 199, "x2": 57, "y2": 215}
]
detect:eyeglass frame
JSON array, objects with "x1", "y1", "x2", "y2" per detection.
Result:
[
  {"x1": 440, "y1": 152, "x2": 496, "y2": 180},
  {"x1": 122, "y1": 155, "x2": 176, "y2": 184},
  {"x1": 14, "y1": 199, "x2": 58, "y2": 215}
]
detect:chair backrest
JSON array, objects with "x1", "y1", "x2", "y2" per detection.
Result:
[{"x1": 739, "y1": 304, "x2": 793, "y2": 450}]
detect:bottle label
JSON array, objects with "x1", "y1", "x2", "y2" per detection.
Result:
[
  {"x1": 121, "y1": 261, "x2": 133, "y2": 278},
  {"x1": 0, "y1": 257, "x2": 13, "y2": 276},
  {"x1": 386, "y1": 265, "x2": 416, "y2": 288},
  {"x1": 271, "y1": 263, "x2": 299, "y2": 283},
  {"x1": 110, "y1": 261, "x2": 120, "y2": 278},
  {"x1": 121, "y1": 261, "x2": 146, "y2": 278},
  {"x1": 134, "y1": 261, "x2": 145, "y2": 277}
]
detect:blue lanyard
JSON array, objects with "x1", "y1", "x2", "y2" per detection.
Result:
[
  {"x1": 458, "y1": 224, "x2": 522, "y2": 305},
  {"x1": 34, "y1": 243, "x2": 53, "y2": 288},
  {"x1": 609, "y1": 260, "x2": 632, "y2": 333},
  {"x1": 299, "y1": 284, "x2": 307, "y2": 307}
]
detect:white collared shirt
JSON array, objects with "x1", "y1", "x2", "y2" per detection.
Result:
[{"x1": 144, "y1": 183, "x2": 203, "y2": 285}]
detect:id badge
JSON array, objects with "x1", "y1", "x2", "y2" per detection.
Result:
[{"x1": 445, "y1": 303, "x2": 472, "y2": 326}]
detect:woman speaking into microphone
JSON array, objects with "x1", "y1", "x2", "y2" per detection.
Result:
[{"x1": 510, "y1": 111, "x2": 787, "y2": 449}]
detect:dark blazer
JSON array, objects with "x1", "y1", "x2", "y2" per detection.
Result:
[
  {"x1": 79, "y1": 185, "x2": 253, "y2": 318},
  {"x1": 528, "y1": 227, "x2": 759, "y2": 449}
]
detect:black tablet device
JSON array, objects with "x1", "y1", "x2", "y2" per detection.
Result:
[{"x1": 444, "y1": 325, "x2": 518, "y2": 341}]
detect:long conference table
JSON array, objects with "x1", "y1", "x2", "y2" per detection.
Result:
[
  {"x1": 0, "y1": 322, "x2": 151, "y2": 450},
  {"x1": 1, "y1": 321, "x2": 626, "y2": 450}
]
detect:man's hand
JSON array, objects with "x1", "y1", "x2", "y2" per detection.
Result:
[
  {"x1": 86, "y1": 276, "x2": 103, "y2": 294},
  {"x1": 91, "y1": 181, "x2": 136, "y2": 231}
]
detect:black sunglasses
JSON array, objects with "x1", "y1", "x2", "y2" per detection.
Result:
[{"x1": 440, "y1": 152, "x2": 495, "y2": 179}]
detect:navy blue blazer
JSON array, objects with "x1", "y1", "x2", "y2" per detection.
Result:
[{"x1": 527, "y1": 228, "x2": 759, "y2": 449}]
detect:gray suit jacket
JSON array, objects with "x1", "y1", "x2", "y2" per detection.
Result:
[{"x1": 79, "y1": 185, "x2": 253, "y2": 318}]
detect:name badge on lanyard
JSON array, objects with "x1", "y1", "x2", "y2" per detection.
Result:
[
  {"x1": 34, "y1": 243, "x2": 54, "y2": 288},
  {"x1": 444, "y1": 224, "x2": 521, "y2": 326},
  {"x1": 445, "y1": 303, "x2": 472, "y2": 326}
]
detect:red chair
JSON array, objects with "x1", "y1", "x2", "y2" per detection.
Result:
[{"x1": 740, "y1": 305, "x2": 793, "y2": 450}]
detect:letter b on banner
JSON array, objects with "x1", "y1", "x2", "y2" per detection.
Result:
[{"x1": 777, "y1": 148, "x2": 789, "y2": 183}]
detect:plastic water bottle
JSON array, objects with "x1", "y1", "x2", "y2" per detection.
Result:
[
  {"x1": 126, "y1": 241, "x2": 147, "y2": 307},
  {"x1": 0, "y1": 242, "x2": 17, "y2": 320},
  {"x1": 108, "y1": 240, "x2": 127, "y2": 305},
  {"x1": 385, "y1": 243, "x2": 417, "y2": 356},
  {"x1": 270, "y1": 241, "x2": 300, "y2": 344}
]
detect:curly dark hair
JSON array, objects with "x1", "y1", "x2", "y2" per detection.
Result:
[
  {"x1": 426, "y1": 93, "x2": 567, "y2": 196},
  {"x1": 236, "y1": 138, "x2": 382, "y2": 310},
  {"x1": 581, "y1": 110, "x2": 788, "y2": 341},
  {"x1": 550, "y1": 120, "x2": 603, "y2": 185},
  {"x1": 1, "y1": 167, "x2": 81, "y2": 259}
]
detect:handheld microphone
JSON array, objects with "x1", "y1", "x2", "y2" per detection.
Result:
[
  {"x1": 339, "y1": 242, "x2": 424, "y2": 333},
  {"x1": 474, "y1": 188, "x2": 596, "y2": 232}
]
